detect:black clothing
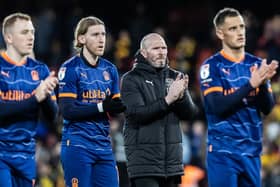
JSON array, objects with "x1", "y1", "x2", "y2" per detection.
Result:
[{"x1": 121, "y1": 54, "x2": 197, "y2": 179}]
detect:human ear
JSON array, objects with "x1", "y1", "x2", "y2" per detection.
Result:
[
  {"x1": 216, "y1": 28, "x2": 224, "y2": 40},
  {"x1": 78, "y1": 35, "x2": 86, "y2": 45},
  {"x1": 5, "y1": 33, "x2": 13, "y2": 44},
  {"x1": 140, "y1": 49, "x2": 147, "y2": 58}
]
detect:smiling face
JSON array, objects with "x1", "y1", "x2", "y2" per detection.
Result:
[
  {"x1": 216, "y1": 15, "x2": 246, "y2": 50},
  {"x1": 4, "y1": 18, "x2": 35, "y2": 57},
  {"x1": 140, "y1": 33, "x2": 168, "y2": 68}
]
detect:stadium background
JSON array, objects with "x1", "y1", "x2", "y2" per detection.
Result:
[{"x1": 0, "y1": 0, "x2": 280, "y2": 186}]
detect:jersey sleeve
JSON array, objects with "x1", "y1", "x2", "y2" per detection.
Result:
[
  {"x1": 58, "y1": 65, "x2": 78, "y2": 99},
  {"x1": 0, "y1": 96, "x2": 39, "y2": 123},
  {"x1": 199, "y1": 60, "x2": 223, "y2": 97},
  {"x1": 110, "y1": 66, "x2": 121, "y2": 98},
  {"x1": 256, "y1": 80, "x2": 275, "y2": 115}
]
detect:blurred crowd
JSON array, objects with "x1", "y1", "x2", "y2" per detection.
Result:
[{"x1": 0, "y1": 1, "x2": 280, "y2": 187}]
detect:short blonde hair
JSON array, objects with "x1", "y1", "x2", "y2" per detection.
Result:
[{"x1": 2, "y1": 12, "x2": 31, "y2": 36}]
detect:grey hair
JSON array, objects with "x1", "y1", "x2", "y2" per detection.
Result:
[{"x1": 140, "y1": 33, "x2": 163, "y2": 50}]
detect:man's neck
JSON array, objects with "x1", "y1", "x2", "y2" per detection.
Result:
[
  {"x1": 82, "y1": 47, "x2": 98, "y2": 66},
  {"x1": 5, "y1": 48, "x2": 27, "y2": 63},
  {"x1": 222, "y1": 46, "x2": 245, "y2": 62}
]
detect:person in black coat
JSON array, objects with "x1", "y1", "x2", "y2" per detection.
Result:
[{"x1": 121, "y1": 33, "x2": 197, "y2": 187}]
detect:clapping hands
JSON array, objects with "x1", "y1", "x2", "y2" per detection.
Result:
[
  {"x1": 250, "y1": 59, "x2": 279, "y2": 88},
  {"x1": 165, "y1": 73, "x2": 189, "y2": 105},
  {"x1": 35, "y1": 71, "x2": 58, "y2": 102}
]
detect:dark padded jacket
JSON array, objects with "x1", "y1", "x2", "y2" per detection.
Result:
[{"x1": 121, "y1": 54, "x2": 197, "y2": 178}]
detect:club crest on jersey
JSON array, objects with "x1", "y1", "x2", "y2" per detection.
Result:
[
  {"x1": 71, "y1": 178, "x2": 78, "y2": 187},
  {"x1": 103, "y1": 71, "x2": 110, "y2": 81},
  {"x1": 58, "y1": 67, "x2": 66, "y2": 80},
  {"x1": 200, "y1": 64, "x2": 210, "y2": 79},
  {"x1": 31, "y1": 70, "x2": 39, "y2": 81}
]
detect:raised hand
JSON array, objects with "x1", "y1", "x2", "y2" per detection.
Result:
[
  {"x1": 179, "y1": 73, "x2": 189, "y2": 99},
  {"x1": 102, "y1": 95, "x2": 126, "y2": 114},
  {"x1": 165, "y1": 74, "x2": 186, "y2": 105},
  {"x1": 266, "y1": 60, "x2": 279, "y2": 80},
  {"x1": 250, "y1": 60, "x2": 269, "y2": 88},
  {"x1": 35, "y1": 71, "x2": 58, "y2": 102},
  {"x1": 250, "y1": 59, "x2": 279, "y2": 88}
]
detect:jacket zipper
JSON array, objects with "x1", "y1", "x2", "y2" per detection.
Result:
[{"x1": 161, "y1": 70, "x2": 168, "y2": 177}]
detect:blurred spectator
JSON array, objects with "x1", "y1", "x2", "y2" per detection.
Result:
[
  {"x1": 114, "y1": 30, "x2": 132, "y2": 75},
  {"x1": 36, "y1": 133, "x2": 62, "y2": 187},
  {"x1": 110, "y1": 118, "x2": 129, "y2": 187},
  {"x1": 181, "y1": 121, "x2": 192, "y2": 165}
]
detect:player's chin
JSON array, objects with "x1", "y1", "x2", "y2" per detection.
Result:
[
  {"x1": 95, "y1": 50, "x2": 104, "y2": 56},
  {"x1": 236, "y1": 40, "x2": 245, "y2": 47},
  {"x1": 233, "y1": 43, "x2": 245, "y2": 50},
  {"x1": 21, "y1": 50, "x2": 33, "y2": 57},
  {"x1": 239, "y1": 42, "x2": 245, "y2": 47},
  {"x1": 239, "y1": 44, "x2": 245, "y2": 48},
  {"x1": 155, "y1": 62, "x2": 166, "y2": 68}
]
